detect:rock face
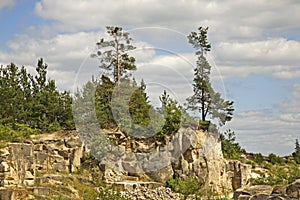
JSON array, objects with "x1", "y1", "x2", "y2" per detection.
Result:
[
  {"x1": 234, "y1": 180, "x2": 300, "y2": 199},
  {"x1": 0, "y1": 131, "x2": 83, "y2": 188},
  {"x1": 120, "y1": 185, "x2": 182, "y2": 200},
  {"x1": 95, "y1": 127, "x2": 251, "y2": 193},
  {"x1": 0, "y1": 128, "x2": 252, "y2": 199}
]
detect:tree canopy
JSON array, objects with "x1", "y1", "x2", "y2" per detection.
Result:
[{"x1": 0, "y1": 59, "x2": 74, "y2": 136}]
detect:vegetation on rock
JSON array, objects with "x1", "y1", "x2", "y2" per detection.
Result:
[
  {"x1": 220, "y1": 129, "x2": 245, "y2": 159},
  {"x1": 0, "y1": 59, "x2": 74, "y2": 140}
]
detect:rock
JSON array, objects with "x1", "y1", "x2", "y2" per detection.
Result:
[
  {"x1": 119, "y1": 185, "x2": 182, "y2": 200},
  {"x1": 146, "y1": 164, "x2": 173, "y2": 182},
  {"x1": 251, "y1": 167, "x2": 268, "y2": 179},
  {"x1": 267, "y1": 196, "x2": 286, "y2": 200},
  {"x1": 234, "y1": 185, "x2": 273, "y2": 200},
  {"x1": 234, "y1": 189, "x2": 252, "y2": 200},
  {"x1": 250, "y1": 193, "x2": 270, "y2": 200},
  {"x1": 0, "y1": 188, "x2": 28, "y2": 200},
  {"x1": 0, "y1": 130, "x2": 84, "y2": 188},
  {"x1": 226, "y1": 161, "x2": 252, "y2": 190},
  {"x1": 286, "y1": 179, "x2": 300, "y2": 199},
  {"x1": 272, "y1": 185, "x2": 286, "y2": 196},
  {"x1": 65, "y1": 137, "x2": 82, "y2": 148},
  {"x1": 237, "y1": 194, "x2": 251, "y2": 200},
  {"x1": 28, "y1": 187, "x2": 50, "y2": 196}
]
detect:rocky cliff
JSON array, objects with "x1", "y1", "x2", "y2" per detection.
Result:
[
  {"x1": 95, "y1": 127, "x2": 251, "y2": 193},
  {"x1": 0, "y1": 128, "x2": 251, "y2": 199}
]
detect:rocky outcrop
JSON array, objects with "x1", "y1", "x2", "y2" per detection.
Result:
[
  {"x1": 234, "y1": 180, "x2": 300, "y2": 199},
  {"x1": 0, "y1": 131, "x2": 83, "y2": 189},
  {"x1": 226, "y1": 160, "x2": 252, "y2": 190},
  {"x1": 0, "y1": 128, "x2": 252, "y2": 199},
  {"x1": 119, "y1": 185, "x2": 182, "y2": 200},
  {"x1": 95, "y1": 127, "x2": 251, "y2": 193}
]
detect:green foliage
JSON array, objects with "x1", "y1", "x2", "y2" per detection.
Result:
[
  {"x1": 76, "y1": 78, "x2": 183, "y2": 142},
  {"x1": 0, "y1": 59, "x2": 74, "y2": 134},
  {"x1": 251, "y1": 163, "x2": 300, "y2": 186},
  {"x1": 95, "y1": 75, "x2": 117, "y2": 129},
  {"x1": 292, "y1": 139, "x2": 300, "y2": 164},
  {"x1": 0, "y1": 123, "x2": 39, "y2": 142},
  {"x1": 166, "y1": 177, "x2": 230, "y2": 200},
  {"x1": 97, "y1": 186, "x2": 127, "y2": 200},
  {"x1": 267, "y1": 153, "x2": 283, "y2": 165},
  {"x1": 186, "y1": 27, "x2": 234, "y2": 126},
  {"x1": 198, "y1": 120, "x2": 211, "y2": 131},
  {"x1": 129, "y1": 79, "x2": 151, "y2": 126},
  {"x1": 158, "y1": 90, "x2": 182, "y2": 139},
  {"x1": 166, "y1": 177, "x2": 203, "y2": 199},
  {"x1": 253, "y1": 153, "x2": 264, "y2": 165},
  {"x1": 220, "y1": 129, "x2": 244, "y2": 159},
  {"x1": 92, "y1": 26, "x2": 136, "y2": 84}
]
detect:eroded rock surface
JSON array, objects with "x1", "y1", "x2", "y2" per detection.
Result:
[{"x1": 234, "y1": 180, "x2": 300, "y2": 200}]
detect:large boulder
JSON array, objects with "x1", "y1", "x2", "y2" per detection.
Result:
[{"x1": 286, "y1": 179, "x2": 300, "y2": 199}]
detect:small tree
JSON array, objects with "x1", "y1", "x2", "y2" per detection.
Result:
[
  {"x1": 92, "y1": 26, "x2": 136, "y2": 84},
  {"x1": 158, "y1": 90, "x2": 182, "y2": 139},
  {"x1": 186, "y1": 27, "x2": 234, "y2": 127},
  {"x1": 220, "y1": 129, "x2": 244, "y2": 159},
  {"x1": 292, "y1": 139, "x2": 300, "y2": 164}
]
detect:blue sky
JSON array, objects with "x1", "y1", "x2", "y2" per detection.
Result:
[{"x1": 1, "y1": 0, "x2": 300, "y2": 156}]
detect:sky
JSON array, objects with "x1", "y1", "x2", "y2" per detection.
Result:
[{"x1": 1, "y1": 0, "x2": 300, "y2": 156}]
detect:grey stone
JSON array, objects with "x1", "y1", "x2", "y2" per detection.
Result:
[{"x1": 286, "y1": 179, "x2": 300, "y2": 199}]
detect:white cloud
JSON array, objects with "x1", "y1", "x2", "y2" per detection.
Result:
[
  {"x1": 214, "y1": 38, "x2": 300, "y2": 79},
  {"x1": 0, "y1": 0, "x2": 14, "y2": 10},
  {"x1": 278, "y1": 84, "x2": 300, "y2": 122},
  {"x1": 34, "y1": 0, "x2": 300, "y2": 42},
  {"x1": 216, "y1": 38, "x2": 300, "y2": 66},
  {"x1": 0, "y1": 31, "x2": 163, "y2": 92},
  {"x1": 0, "y1": 32, "x2": 101, "y2": 91},
  {"x1": 225, "y1": 109, "x2": 300, "y2": 156},
  {"x1": 225, "y1": 83, "x2": 300, "y2": 155}
]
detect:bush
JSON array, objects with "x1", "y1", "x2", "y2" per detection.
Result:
[
  {"x1": 220, "y1": 129, "x2": 244, "y2": 159},
  {"x1": 166, "y1": 177, "x2": 203, "y2": 199},
  {"x1": 198, "y1": 120, "x2": 211, "y2": 131},
  {"x1": 253, "y1": 153, "x2": 264, "y2": 165},
  {"x1": 268, "y1": 153, "x2": 283, "y2": 165},
  {"x1": 97, "y1": 186, "x2": 127, "y2": 200},
  {"x1": 157, "y1": 90, "x2": 182, "y2": 140},
  {"x1": 251, "y1": 163, "x2": 300, "y2": 186},
  {"x1": 0, "y1": 123, "x2": 39, "y2": 142}
]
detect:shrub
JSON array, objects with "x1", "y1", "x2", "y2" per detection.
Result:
[
  {"x1": 268, "y1": 153, "x2": 283, "y2": 165},
  {"x1": 0, "y1": 123, "x2": 39, "y2": 142},
  {"x1": 253, "y1": 153, "x2": 264, "y2": 165},
  {"x1": 198, "y1": 120, "x2": 211, "y2": 131},
  {"x1": 97, "y1": 186, "x2": 127, "y2": 200},
  {"x1": 251, "y1": 163, "x2": 300, "y2": 186},
  {"x1": 166, "y1": 177, "x2": 203, "y2": 199},
  {"x1": 220, "y1": 129, "x2": 244, "y2": 159}
]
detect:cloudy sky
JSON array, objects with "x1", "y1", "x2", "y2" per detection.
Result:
[{"x1": 1, "y1": 0, "x2": 300, "y2": 156}]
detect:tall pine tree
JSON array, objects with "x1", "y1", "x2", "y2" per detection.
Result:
[
  {"x1": 186, "y1": 27, "x2": 234, "y2": 127},
  {"x1": 92, "y1": 26, "x2": 136, "y2": 84}
]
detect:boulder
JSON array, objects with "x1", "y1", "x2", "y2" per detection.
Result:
[
  {"x1": 272, "y1": 185, "x2": 286, "y2": 196},
  {"x1": 286, "y1": 179, "x2": 300, "y2": 199}
]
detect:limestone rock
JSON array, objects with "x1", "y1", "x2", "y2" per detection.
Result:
[
  {"x1": 0, "y1": 131, "x2": 84, "y2": 188},
  {"x1": 286, "y1": 179, "x2": 300, "y2": 199}
]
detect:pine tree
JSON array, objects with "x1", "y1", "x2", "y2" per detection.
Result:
[
  {"x1": 92, "y1": 26, "x2": 136, "y2": 84},
  {"x1": 186, "y1": 27, "x2": 234, "y2": 127},
  {"x1": 292, "y1": 139, "x2": 300, "y2": 164}
]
